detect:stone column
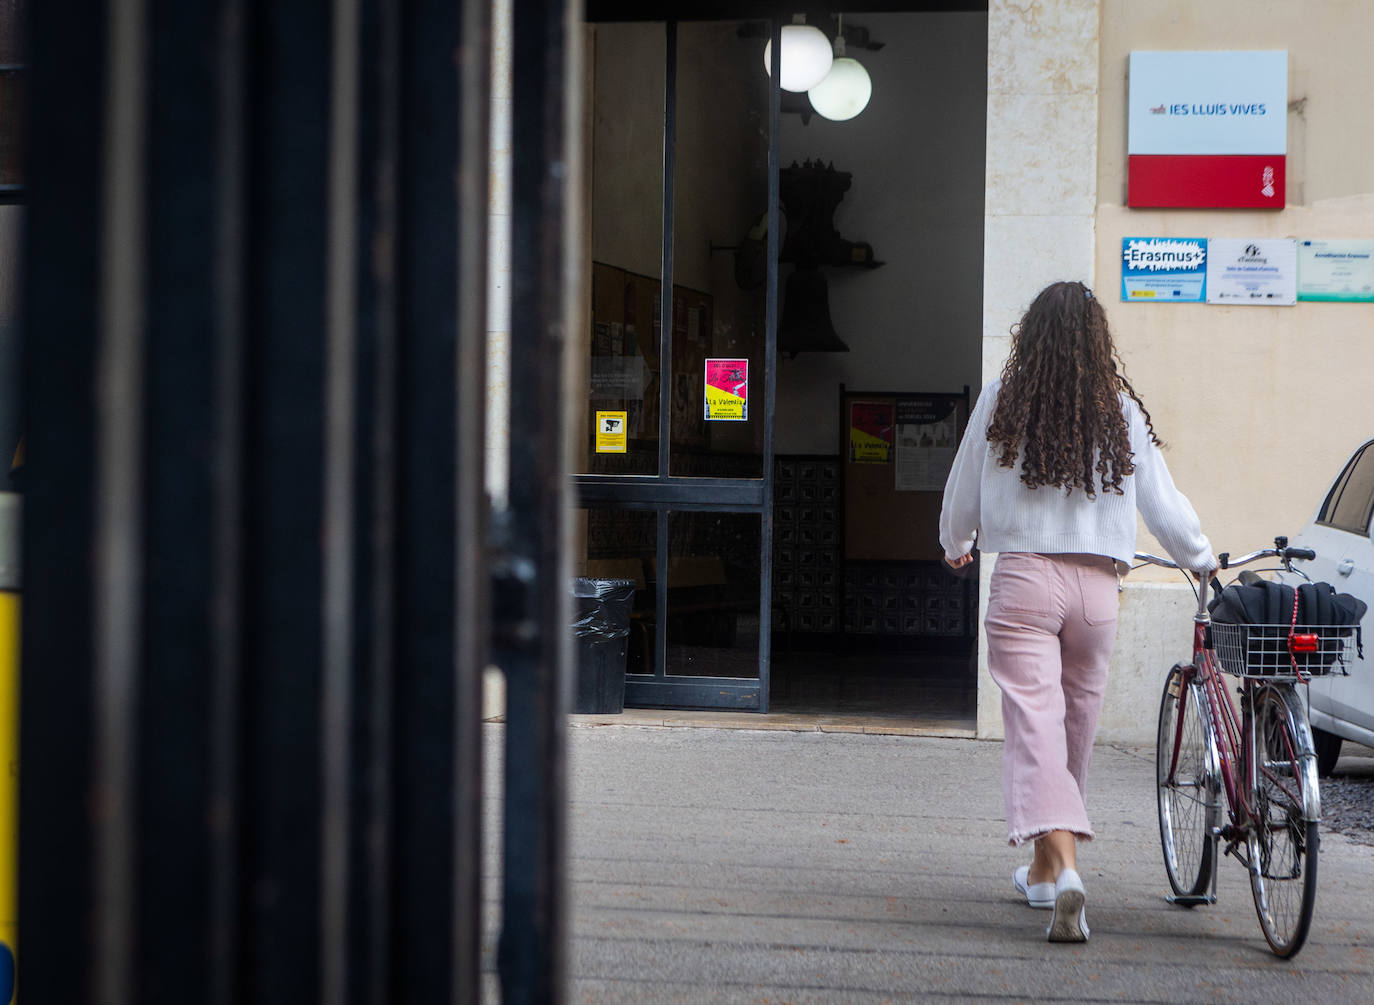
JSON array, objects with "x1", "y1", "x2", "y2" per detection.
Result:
[{"x1": 978, "y1": 0, "x2": 1101, "y2": 738}]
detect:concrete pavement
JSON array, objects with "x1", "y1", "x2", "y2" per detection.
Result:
[{"x1": 483, "y1": 721, "x2": 1374, "y2": 1002}]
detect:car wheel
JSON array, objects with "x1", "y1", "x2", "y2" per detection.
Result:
[{"x1": 1313, "y1": 726, "x2": 1343, "y2": 778}]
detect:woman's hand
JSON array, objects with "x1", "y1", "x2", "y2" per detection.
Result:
[{"x1": 945, "y1": 553, "x2": 973, "y2": 570}]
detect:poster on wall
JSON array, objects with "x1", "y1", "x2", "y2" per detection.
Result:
[
  {"x1": 595, "y1": 411, "x2": 627, "y2": 453},
  {"x1": 894, "y1": 399, "x2": 958, "y2": 491},
  {"x1": 1205, "y1": 238, "x2": 1297, "y2": 305},
  {"x1": 849, "y1": 402, "x2": 894, "y2": 464},
  {"x1": 703, "y1": 358, "x2": 748, "y2": 421},
  {"x1": 1127, "y1": 50, "x2": 1287, "y2": 208},
  {"x1": 1120, "y1": 237, "x2": 1207, "y2": 302},
  {"x1": 589, "y1": 356, "x2": 647, "y2": 399},
  {"x1": 1297, "y1": 239, "x2": 1374, "y2": 302}
]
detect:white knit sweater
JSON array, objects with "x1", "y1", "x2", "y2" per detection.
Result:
[{"x1": 938, "y1": 379, "x2": 1215, "y2": 571}]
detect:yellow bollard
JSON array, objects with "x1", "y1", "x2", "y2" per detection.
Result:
[{"x1": 0, "y1": 491, "x2": 18, "y2": 1004}]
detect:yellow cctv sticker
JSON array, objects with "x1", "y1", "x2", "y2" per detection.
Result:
[{"x1": 595, "y1": 411, "x2": 628, "y2": 453}]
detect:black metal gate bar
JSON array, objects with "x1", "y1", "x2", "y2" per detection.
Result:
[
  {"x1": 451, "y1": 0, "x2": 493, "y2": 988},
  {"x1": 93, "y1": 0, "x2": 147, "y2": 999},
  {"x1": 238, "y1": 0, "x2": 335, "y2": 996},
  {"x1": 206, "y1": 0, "x2": 250, "y2": 998},
  {"x1": 323, "y1": 0, "x2": 363, "y2": 1000},
  {"x1": 453, "y1": 0, "x2": 494, "y2": 985},
  {"x1": 20, "y1": 0, "x2": 491, "y2": 1001},
  {"x1": 19, "y1": 0, "x2": 113, "y2": 1002},
  {"x1": 348, "y1": 0, "x2": 398, "y2": 997},
  {"x1": 141, "y1": 0, "x2": 248, "y2": 1002},
  {"x1": 498, "y1": 0, "x2": 576, "y2": 999},
  {"x1": 390, "y1": 0, "x2": 487, "y2": 996}
]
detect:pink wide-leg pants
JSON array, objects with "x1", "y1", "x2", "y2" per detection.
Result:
[{"x1": 985, "y1": 552, "x2": 1120, "y2": 846}]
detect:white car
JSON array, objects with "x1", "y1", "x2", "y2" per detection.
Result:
[{"x1": 1285, "y1": 437, "x2": 1374, "y2": 776}]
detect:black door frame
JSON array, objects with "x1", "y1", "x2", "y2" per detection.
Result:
[{"x1": 575, "y1": 17, "x2": 781, "y2": 710}]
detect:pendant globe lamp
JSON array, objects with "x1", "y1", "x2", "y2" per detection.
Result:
[
  {"x1": 763, "y1": 16, "x2": 833, "y2": 93},
  {"x1": 808, "y1": 34, "x2": 872, "y2": 121}
]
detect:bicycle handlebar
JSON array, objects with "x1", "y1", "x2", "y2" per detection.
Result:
[
  {"x1": 1134, "y1": 535, "x2": 1315, "y2": 619},
  {"x1": 1134, "y1": 537, "x2": 1316, "y2": 574},
  {"x1": 1217, "y1": 546, "x2": 1316, "y2": 569},
  {"x1": 1133, "y1": 551, "x2": 1180, "y2": 570}
]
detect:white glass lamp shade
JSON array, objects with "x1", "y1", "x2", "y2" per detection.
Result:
[
  {"x1": 808, "y1": 57, "x2": 873, "y2": 121},
  {"x1": 763, "y1": 25, "x2": 834, "y2": 93}
]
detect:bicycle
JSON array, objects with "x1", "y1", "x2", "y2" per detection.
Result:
[{"x1": 1138, "y1": 536, "x2": 1361, "y2": 958}]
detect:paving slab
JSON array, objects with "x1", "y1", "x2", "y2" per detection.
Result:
[{"x1": 483, "y1": 722, "x2": 1374, "y2": 1002}]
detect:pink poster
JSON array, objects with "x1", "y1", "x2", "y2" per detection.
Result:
[{"x1": 704, "y1": 358, "x2": 748, "y2": 421}]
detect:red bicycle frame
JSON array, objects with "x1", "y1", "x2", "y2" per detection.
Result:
[{"x1": 1169, "y1": 595, "x2": 1309, "y2": 841}]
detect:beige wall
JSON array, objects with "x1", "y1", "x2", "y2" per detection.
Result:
[
  {"x1": 1098, "y1": 1, "x2": 1374, "y2": 574},
  {"x1": 1082, "y1": 1, "x2": 1374, "y2": 742}
]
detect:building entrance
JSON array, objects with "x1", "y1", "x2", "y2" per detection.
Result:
[{"x1": 576, "y1": 7, "x2": 987, "y2": 724}]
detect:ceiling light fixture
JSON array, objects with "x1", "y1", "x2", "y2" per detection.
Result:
[
  {"x1": 807, "y1": 20, "x2": 872, "y2": 121},
  {"x1": 763, "y1": 15, "x2": 833, "y2": 93}
]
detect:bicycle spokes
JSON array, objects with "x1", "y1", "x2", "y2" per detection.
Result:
[
  {"x1": 1247, "y1": 687, "x2": 1318, "y2": 957},
  {"x1": 1156, "y1": 667, "x2": 1219, "y2": 902},
  {"x1": 1257, "y1": 709, "x2": 1305, "y2": 812}
]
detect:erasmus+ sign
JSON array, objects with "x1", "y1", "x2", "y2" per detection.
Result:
[
  {"x1": 1128, "y1": 50, "x2": 1287, "y2": 209},
  {"x1": 1121, "y1": 238, "x2": 1207, "y2": 302}
]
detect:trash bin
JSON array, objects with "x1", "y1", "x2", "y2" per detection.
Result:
[{"x1": 572, "y1": 577, "x2": 636, "y2": 714}]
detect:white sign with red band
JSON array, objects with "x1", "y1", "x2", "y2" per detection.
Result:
[{"x1": 1128, "y1": 50, "x2": 1287, "y2": 208}]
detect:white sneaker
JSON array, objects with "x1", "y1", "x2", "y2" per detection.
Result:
[
  {"x1": 1047, "y1": 868, "x2": 1089, "y2": 943},
  {"x1": 1012, "y1": 865, "x2": 1055, "y2": 909}
]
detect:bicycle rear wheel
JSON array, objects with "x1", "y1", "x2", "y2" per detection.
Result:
[
  {"x1": 1156, "y1": 665, "x2": 1219, "y2": 899},
  {"x1": 1249, "y1": 684, "x2": 1319, "y2": 958}
]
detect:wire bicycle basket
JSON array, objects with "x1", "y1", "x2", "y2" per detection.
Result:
[{"x1": 1210, "y1": 622, "x2": 1359, "y2": 679}]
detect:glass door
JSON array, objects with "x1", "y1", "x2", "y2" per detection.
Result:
[{"x1": 574, "y1": 18, "x2": 778, "y2": 709}]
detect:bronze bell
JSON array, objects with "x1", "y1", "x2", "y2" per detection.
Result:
[{"x1": 778, "y1": 268, "x2": 849, "y2": 357}]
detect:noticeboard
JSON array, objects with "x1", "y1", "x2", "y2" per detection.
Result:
[{"x1": 841, "y1": 388, "x2": 968, "y2": 563}]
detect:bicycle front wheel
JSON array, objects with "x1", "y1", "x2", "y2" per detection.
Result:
[
  {"x1": 1156, "y1": 665, "x2": 1219, "y2": 899},
  {"x1": 1249, "y1": 684, "x2": 1320, "y2": 958}
]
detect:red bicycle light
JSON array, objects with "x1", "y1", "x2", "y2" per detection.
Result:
[{"x1": 1289, "y1": 633, "x2": 1319, "y2": 654}]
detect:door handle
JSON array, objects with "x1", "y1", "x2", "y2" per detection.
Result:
[{"x1": 1338, "y1": 558, "x2": 1355, "y2": 577}]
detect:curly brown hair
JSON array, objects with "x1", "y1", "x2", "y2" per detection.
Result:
[{"x1": 986, "y1": 281, "x2": 1161, "y2": 498}]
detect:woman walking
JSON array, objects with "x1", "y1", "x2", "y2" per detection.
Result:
[{"x1": 939, "y1": 281, "x2": 1215, "y2": 943}]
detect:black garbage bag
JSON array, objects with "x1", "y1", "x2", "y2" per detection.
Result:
[{"x1": 571, "y1": 577, "x2": 636, "y2": 714}]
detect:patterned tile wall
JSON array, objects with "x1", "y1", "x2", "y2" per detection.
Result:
[
  {"x1": 841, "y1": 562, "x2": 973, "y2": 638},
  {"x1": 774, "y1": 455, "x2": 974, "y2": 638},
  {"x1": 772, "y1": 456, "x2": 841, "y2": 634}
]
